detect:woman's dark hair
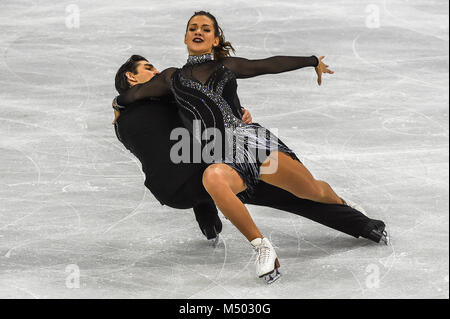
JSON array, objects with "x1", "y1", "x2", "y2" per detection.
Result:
[
  {"x1": 115, "y1": 55, "x2": 148, "y2": 94},
  {"x1": 186, "y1": 11, "x2": 235, "y2": 60}
]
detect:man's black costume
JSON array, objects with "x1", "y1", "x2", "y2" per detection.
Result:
[{"x1": 114, "y1": 97, "x2": 386, "y2": 243}]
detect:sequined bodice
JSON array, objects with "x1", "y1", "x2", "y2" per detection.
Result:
[{"x1": 171, "y1": 56, "x2": 246, "y2": 134}]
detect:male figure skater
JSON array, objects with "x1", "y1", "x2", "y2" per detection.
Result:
[{"x1": 112, "y1": 55, "x2": 388, "y2": 245}]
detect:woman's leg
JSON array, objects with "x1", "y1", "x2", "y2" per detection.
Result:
[
  {"x1": 202, "y1": 163, "x2": 262, "y2": 242},
  {"x1": 260, "y1": 151, "x2": 345, "y2": 205}
]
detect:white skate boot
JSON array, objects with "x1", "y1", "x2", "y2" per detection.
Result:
[{"x1": 250, "y1": 237, "x2": 281, "y2": 284}]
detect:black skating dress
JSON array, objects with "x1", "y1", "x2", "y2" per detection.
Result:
[{"x1": 116, "y1": 54, "x2": 319, "y2": 198}]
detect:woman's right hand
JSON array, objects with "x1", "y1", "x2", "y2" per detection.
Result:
[
  {"x1": 315, "y1": 56, "x2": 334, "y2": 86},
  {"x1": 241, "y1": 108, "x2": 252, "y2": 124}
]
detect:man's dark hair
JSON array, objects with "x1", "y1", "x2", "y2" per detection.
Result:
[{"x1": 115, "y1": 55, "x2": 148, "y2": 94}]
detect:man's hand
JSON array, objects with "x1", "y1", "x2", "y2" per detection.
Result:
[
  {"x1": 241, "y1": 108, "x2": 252, "y2": 124},
  {"x1": 315, "y1": 56, "x2": 334, "y2": 86},
  {"x1": 112, "y1": 96, "x2": 122, "y2": 125},
  {"x1": 112, "y1": 110, "x2": 120, "y2": 125}
]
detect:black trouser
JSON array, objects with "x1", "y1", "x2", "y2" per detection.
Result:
[{"x1": 170, "y1": 169, "x2": 372, "y2": 239}]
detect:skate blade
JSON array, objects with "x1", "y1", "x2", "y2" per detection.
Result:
[
  {"x1": 260, "y1": 259, "x2": 281, "y2": 284},
  {"x1": 381, "y1": 231, "x2": 390, "y2": 246},
  {"x1": 263, "y1": 268, "x2": 281, "y2": 284},
  {"x1": 209, "y1": 234, "x2": 220, "y2": 248}
]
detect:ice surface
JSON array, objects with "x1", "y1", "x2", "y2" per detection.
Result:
[{"x1": 0, "y1": 0, "x2": 448, "y2": 298}]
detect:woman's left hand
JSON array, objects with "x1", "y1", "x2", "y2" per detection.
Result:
[
  {"x1": 315, "y1": 56, "x2": 334, "y2": 86},
  {"x1": 241, "y1": 108, "x2": 252, "y2": 124}
]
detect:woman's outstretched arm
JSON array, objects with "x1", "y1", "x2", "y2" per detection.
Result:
[
  {"x1": 222, "y1": 56, "x2": 333, "y2": 84},
  {"x1": 116, "y1": 67, "x2": 176, "y2": 106}
]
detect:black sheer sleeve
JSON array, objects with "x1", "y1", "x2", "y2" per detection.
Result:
[
  {"x1": 116, "y1": 68, "x2": 176, "y2": 106},
  {"x1": 222, "y1": 56, "x2": 319, "y2": 79}
]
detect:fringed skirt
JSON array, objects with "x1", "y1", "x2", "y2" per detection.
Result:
[{"x1": 213, "y1": 122, "x2": 302, "y2": 200}]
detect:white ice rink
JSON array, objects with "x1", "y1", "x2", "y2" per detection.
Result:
[{"x1": 0, "y1": 0, "x2": 448, "y2": 298}]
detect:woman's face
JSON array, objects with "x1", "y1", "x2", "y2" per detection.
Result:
[{"x1": 184, "y1": 15, "x2": 219, "y2": 55}]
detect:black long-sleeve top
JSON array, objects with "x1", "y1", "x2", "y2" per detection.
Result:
[
  {"x1": 117, "y1": 55, "x2": 319, "y2": 106},
  {"x1": 116, "y1": 55, "x2": 319, "y2": 162}
]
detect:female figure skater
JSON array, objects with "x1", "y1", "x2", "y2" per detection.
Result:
[{"x1": 115, "y1": 11, "x2": 379, "y2": 284}]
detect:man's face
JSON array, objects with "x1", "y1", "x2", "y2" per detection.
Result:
[{"x1": 127, "y1": 60, "x2": 160, "y2": 86}]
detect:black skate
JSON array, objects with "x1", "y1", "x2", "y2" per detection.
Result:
[
  {"x1": 193, "y1": 202, "x2": 222, "y2": 247},
  {"x1": 363, "y1": 219, "x2": 390, "y2": 245},
  {"x1": 200, "y1": 216, "x2": 222, "y2": 247}
]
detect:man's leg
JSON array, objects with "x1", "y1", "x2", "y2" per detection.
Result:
[
  {"x1": 170, "y1": 171, "x2": 385, "y2": 243},
  {"x1": 193, "y1": 201, "x2": 222, "y2": 240},
  {"x1": 240, "y1": 181, "x2": 386, "y2": 241},
  {"x1": 168, "y1": 170, "x2": 223, "y2": 242}
]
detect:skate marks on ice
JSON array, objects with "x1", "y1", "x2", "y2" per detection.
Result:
[{"x1": 0, "y1": 0, "x2": 448, "y2": 298}]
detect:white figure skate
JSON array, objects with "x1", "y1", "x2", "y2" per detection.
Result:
[{"x1": 250, "y1": 237, "x2": 281, "y2": 284}]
